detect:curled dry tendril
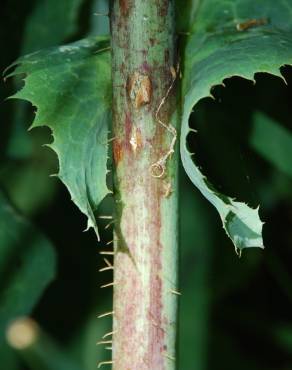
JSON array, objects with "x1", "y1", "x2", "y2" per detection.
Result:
[{"x1": 150, "y1": 64, "x2": 179, "y2": 178}]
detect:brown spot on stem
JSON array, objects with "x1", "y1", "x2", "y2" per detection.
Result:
[
  {"x1": 113, "y1": 140, "x2": 123, "y2": 164},
  {"x1": 141, "y1": 62, "x2": 151, "y2": 74},
  {"x1": 149, "y1": 38, "x2": 156, "y2": 47},
  {"x1": 157, "y1": 0, "x2": 169, "y2": 17},
  {"x1": 119, "y1": 0, "x2": 131, "y2": 16},
  {"x1": 127, "y1": 71, "x2": 152, "y2": 109}
]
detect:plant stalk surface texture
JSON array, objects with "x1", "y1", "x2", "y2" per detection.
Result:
[{"x1": 111, "y1": 0, "x2": 179, "y2": 369}]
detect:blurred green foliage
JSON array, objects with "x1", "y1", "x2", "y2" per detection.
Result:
[
  {"x1": 1, "y1": 1, "x2": 292, "y2": 370},
  {"x1": 0, "y1": 191, "x2": 56, "y2": 369}
]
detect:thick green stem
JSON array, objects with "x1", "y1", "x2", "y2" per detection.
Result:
[{"x1": 110, "y1": 1, "x2": 179, "y2": 369}]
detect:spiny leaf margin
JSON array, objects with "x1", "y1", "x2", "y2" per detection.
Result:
[
  {"x1": 181, "y1": 0, "x2": 292, "y2": 252},
  {"x1": 5, "y1": 37, "x2": 111, "y2": 239}
]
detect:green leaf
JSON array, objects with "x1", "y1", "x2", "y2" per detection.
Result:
[
  {"x1": 0, "y1": 149, "x2": 57, "y2": 216},
  {"x1": 0, "y1": 342, "x2": 19, "y2": 370},
  {"x1": 181, "y1": 0, "x2": 292, "y2": 251},
  {"x1": 8, "y1": 0, "x2": 85, "y2": 159},
  {"x1": 175, "y1": 0, "x2": 200, "y2": 32},
  {"x1": 0, "y1": 191, "x2": 56, "y2": 342},
  {"x1": 22, "y1": 0, "x2": 85, "y2": 53},
  {"x1": 250, "y1": 112, "x2": 292, "y2": 178},
  {"x1": 274, "y1": 324, "x2": 292, "y2": 353},
  {"x1": 6, "y1": 38, "x2": 111, "y2": 238}
]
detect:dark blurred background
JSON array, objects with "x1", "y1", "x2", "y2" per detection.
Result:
[{"x1": 1, "y1": 1, "x2": 292, "y2": 369}]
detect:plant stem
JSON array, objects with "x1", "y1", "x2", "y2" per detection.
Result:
[{"x1": 110, "y1": 1, "x2": 179, "y2": 369}]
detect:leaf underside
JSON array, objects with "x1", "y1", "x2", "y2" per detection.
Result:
[
  {"x1": 6, "y1": 38, "x2": 111, "y2": 239},
  {"x1": 181, "y1": 0, "x2": 292, "y2": 251}
]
